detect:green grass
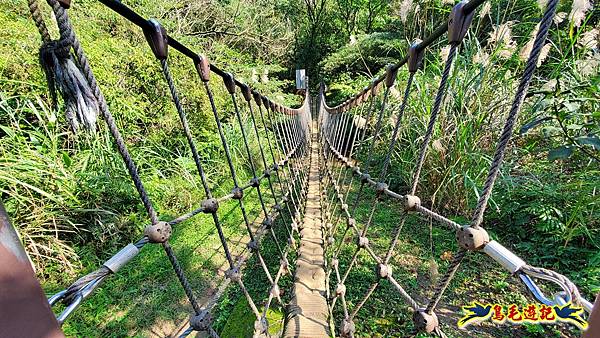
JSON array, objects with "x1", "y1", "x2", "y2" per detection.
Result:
[{"x1": 324, "y1": 174, "x2": 580, "y2": 337}]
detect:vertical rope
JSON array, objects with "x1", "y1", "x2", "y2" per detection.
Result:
[{"x1": 470, "y1": 0, "x2": 558, "y2": 228}]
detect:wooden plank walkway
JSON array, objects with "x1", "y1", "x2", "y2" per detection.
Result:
[{"x1": 283, "y1": 123, "x2": 330, "y2": 338}]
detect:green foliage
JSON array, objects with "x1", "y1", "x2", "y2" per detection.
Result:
[
  {"x1": 320, "y1": 32, "x2": 405, "y2": 81},
  {"x1": 0, "y1": 0, "x2": 300, "y2": 335}
]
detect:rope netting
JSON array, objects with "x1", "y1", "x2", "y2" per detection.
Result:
[
  {"x1": 28, "y1": 0, "x2": 312, "y2": 336},
  {"x1": 318, "y1": 0, "x2": 593, "y2": 336},
  {"x1": 15, "y1": 0, "x2": 596, "y2": 337}
]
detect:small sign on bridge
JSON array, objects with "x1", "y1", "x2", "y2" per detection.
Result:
[{"x1": 296, "y1": 69, "x2": 306, "y2": 90}]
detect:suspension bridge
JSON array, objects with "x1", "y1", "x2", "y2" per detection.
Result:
[{"x1": 0, "y1": 0, "x2": 598, "y2": 337}]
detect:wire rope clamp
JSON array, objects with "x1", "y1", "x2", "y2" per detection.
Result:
[
  {"x1": 347, "y1": 218, "x2": 356, "y2": 229},
  {"x1": 201, "y1": 198, "x2": 219, "y2": 214},
  {"x1": 385, "y1": 64, "x2": 399, "y2": 88},
  {"x1": 190, "y1": 309, "x2": 212, "y2": 331},
  {"x1": 250, "y1": 177, "x2": 260, "y2": 188},
  {"x1": 331, "y1": 258, "x2": 339, "y2": 268},
  {"x1": 247, "y1": 240, "x2": 259, "y2": 252},
  {"x1": 407, "y1": 40, "x2": 425, "y2": 73},
  {"x1": 143, "y1": 19, "x2": 169, "y2": 60},
  {"x1": 223, "y1": 72, "x2": 236, "y2": 94},
  {"x1": 225, "y1": 267, "x2": 241, "y2": 282},
  {"x1": 353, "y1": 165, "x2": 360, "y2": 174},
  {"x1": 254, "y1": 317, "x2": 269, "y2": 335},
  {"x1": 404, "y1": 195, "x2": 421, "y2": 211},
  {"x1": 448, "y1": 1, "x2": 475, "y2": 44},
  {"x1": 456, "y1": 225, "x2": 489, "y2": 251},
  {"x1": 341, "y1": 318, "x2": 356, "y2": 337},
  {"x1": 263, "y1": 169, "x2": 271, "y2": 178},
  {"x1": 327, "y1": 236, "x2": 335, "y2": 245},
  {"x1": 240, "y1": 83, "x2": 252, "y2": 102},
  {"x1": 375, "y1": 182, "x2": 388, "y2": 195},
  {"x1": 357, "y1": 236, "x2": 369, "y2": 248},
  {"x1": 482, "y1": 240, "x2": 526, "y2": 273},
  {"x1": 232, "y1": 187, "x2": 244, "y2": 200},
  {"x1": 337, "y1": 193, "x2": 344, "y2": 200},
  {"x1": 103, "y1": 243, "x2": 139, "y2": 273},
  {"x1": 271, "y1": 163, "x2": 279, "y2": 172},
  {"x1": 335, "y1": 283, "x2": 346, "y2": 296},
  {"x1": 361, "y1": 172, "x2": 371, "y2": 183},
  {"x1": 280, "y1": 258, "x2": 290, "y2": 273},
  {"x1": 270, "y1": 284, "x2": 281, "y2": 298},
  {"x1": 291, "y1": 222, "x2": 298, "y2": 232},
  {"x1": 281, "y1": 195, "x2": 288, "y2": 203},
  {"x1": 376, "y1": 263, "x2": 392, "y2": 279},
  {"x1": 194, "y1": 54, "x2": 210, "y2": 82},
  {"x1": 341, "y1": 203, "x2": 349, "y2": 212},
  {"x1": 413, "y1": 309, "x2": 439, "y2": 333},
  {"x1": 144, "y1": 221, "x2": 172, "y2": 243},
  {"x1": 262, "y1": 216, "x2": 274, "y2": 229},
  {"x1": 273, "y1": 203, "x2": 282, "y2": 212}
]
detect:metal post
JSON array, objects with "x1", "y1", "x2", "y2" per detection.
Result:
[{"x1": 0, "y1": 200, "x2": 64, "y2": 337}]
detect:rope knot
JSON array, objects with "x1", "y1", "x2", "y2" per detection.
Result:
[
  {"x1": 376, "y1": 264, "x2": 392, "y2": 279},
  {"x1": 413, "y1": 309, "x2": 439, "y2": 333},
  {"x1": 357, "y1": 236, "x2": 369, "y2": 248},
  {"x1": 262, "y1": 216, "x2": 274, "y2": 229},
  {"x1": 190, "y1": 310, "x2": 212, "y2": 331},
  {"x1": 231, "y1": 187, "x2": 244, "y2": 200},
  {"x1": 201, "y1": 198, "x2": 219, "y2": 214},
  {"x1": 404, "y1": 195, "x2": 421, "y2": 211},
  {"x1": 40, "y1": 39, "x2": 71, "y2": 60},
  {"x1": 39, "y1": 37, "x2": 98, "y2": 132},
  {"x1": 340, "y1": 318, "x2": 356, "y2": 337},
  {"x1": 246, "y1": 240, "x2": 259, "y2": 252},
  {"x1": 361, "y1": 172, "x2": 371, "y2": 183},
  {"x1": 456, "y1": 226, "x2": 489, "y2": 251},
  {"x1": 225, "y1": 267, "x2": 241, "y2": 282},
  {"x1": 335, "y1": 283, "x2": 346, "y2": 296},
  {"x1": 144, "y1": 221, "x2": 172, "y2": 243},
  {"x1": 375, "y1": 182, "x2": 388, "y2": 195}
]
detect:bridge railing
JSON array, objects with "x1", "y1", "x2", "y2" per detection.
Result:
[
  {"x1": 10, "y1": 0, "x2": 314, "y2": 336},
  {"x1": 317, "y1": 0, "x2": 593, "y2": 336}
]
